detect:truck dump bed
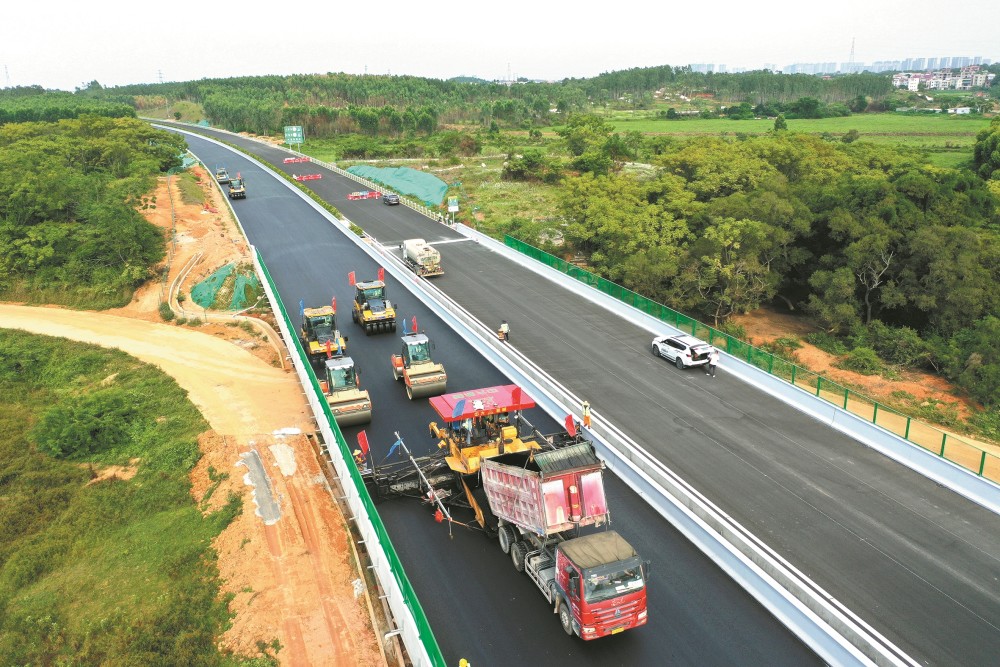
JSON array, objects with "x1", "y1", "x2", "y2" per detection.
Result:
[{"x1": 481, "y1": 442, "x2": 609, "y2": 537}]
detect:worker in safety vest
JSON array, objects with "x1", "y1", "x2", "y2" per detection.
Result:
[
  {"x1": 582, "y1": 400, "x2": 591, "y2": 428},
  {"x1": 498, "y1": 320, "x2": 510, "y2": 341},
  {"x1": 353, "y1": 449, "x2": 366, "y2": 468}
]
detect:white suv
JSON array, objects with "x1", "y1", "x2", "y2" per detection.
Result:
[{"x1": 652, "y1": 334, "x2": 713, "y2": 370}]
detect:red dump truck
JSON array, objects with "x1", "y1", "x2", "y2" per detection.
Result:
[{"x1": 480, "y1": 442, "x2": 648, "y2": 639}]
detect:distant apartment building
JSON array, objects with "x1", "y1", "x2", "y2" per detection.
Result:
[{"x1": 893, "y1": 65, "x2": 994, "y2": 91}]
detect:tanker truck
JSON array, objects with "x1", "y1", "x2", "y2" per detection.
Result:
[
  {"x1": 402, "y1": 239, "x2": 443, "y2": 277},
  {"x1": 479, "y1": 442, "x2": 648, "y2": 639}
]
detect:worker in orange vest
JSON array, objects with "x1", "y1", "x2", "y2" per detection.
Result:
[{"x1": 582, "y1": 400, "x2": 591, "y2": 428}]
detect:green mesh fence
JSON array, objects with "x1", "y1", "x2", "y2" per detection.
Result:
[
  {"x1": 229, "y1": 272, "x2": 260, "y2": 310},
  {"x1": 346, "y1": 165, "x2": 448, "y2": 206},
  {"x1": 190, "y1": 263, "x2": 235, "y2": 309},
  {"x1": 190, "y1": 263, "x2": 260, "y2": 311},
  {"x1": 504, "y1": 235, "x2": 999, "y2": 483}
]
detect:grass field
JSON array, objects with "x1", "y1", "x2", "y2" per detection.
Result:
[
  {"x1": 0, "y1": 331, "x2": 265, "y2": 665},
  {"x1": 601, "y1": 113, "x2": 989, "y2": 150}
]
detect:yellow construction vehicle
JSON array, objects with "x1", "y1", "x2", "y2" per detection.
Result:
[
  {"x1": 300, "y1": 305, "x2": 347, "y2": 365},
  {"x1": 428, "y1": 384, "x2": 543, "y2": 477},
  {"x1": 351, "y1": 280, "x2": 397, "y2": 335},
  {"x1": 319, "y1": 356, "x2": 372, "y2": 426},
  {"x1": 390, "y1": 333, "x2": 447, "y2": 399}
]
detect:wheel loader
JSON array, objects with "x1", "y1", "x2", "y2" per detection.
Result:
[{"x1": 390, "y1": 333, "x2": 447, "y2": 399}]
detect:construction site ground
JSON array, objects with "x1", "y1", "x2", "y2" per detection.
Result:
[{"x1": 0, "y1": 166, "x2": 386, "y2": 666}]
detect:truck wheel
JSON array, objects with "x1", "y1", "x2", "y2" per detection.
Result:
[
  {"x1": 498, "y1": 525, "x2": 516, "y2": 554},
  {"x1": 352, "y1": 310, "x2": 358, "y2": 323},
  {"x1": 510, "y1": 541, "x2": 527, "y2": 573},
  {"x1": 559, "y1": 599, "x2": 575, "y2": 636},
  {"x1": 390, "y1": 321, "x2": 396, "y2": 332}
]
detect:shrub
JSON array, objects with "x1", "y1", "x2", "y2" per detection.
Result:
[
  {"x1": 761, "y1": 336, "x2": 802, "y2": 360},
  {"x1": 836, "y1": 346, "x2": 883, "y2": 375},
  {"x1": 805, "y1": 332, "x2": 849, "y2": 355},
  {"x1": 30, "y1": 389, "x2": 137, "y2": 457},
  {"x1": 158, "y1": 302, "x2": 175, "y2": 321},
  {"x1": 866, "y1": 320, "x2": 930, "y2": 367}
]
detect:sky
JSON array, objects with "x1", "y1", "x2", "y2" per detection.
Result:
[{"x1": 3, "y1": 0, "x2": 998, "y2": 91}]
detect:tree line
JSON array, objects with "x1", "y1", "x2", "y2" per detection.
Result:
[{"x1": 61, "y1": 65, "x2": 903, "y2": 138}]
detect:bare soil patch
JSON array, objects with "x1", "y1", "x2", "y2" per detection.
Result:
[{"x1": 731, "y1": 306, "x2": 997, "y2": 456}]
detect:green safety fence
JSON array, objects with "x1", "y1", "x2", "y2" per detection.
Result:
[
  {"x1": 256, "y1": 254, "x2": 446, "y2": 666},
  {"x1": 504, "y1": 236, "x2": 1000, "y2": 485}
]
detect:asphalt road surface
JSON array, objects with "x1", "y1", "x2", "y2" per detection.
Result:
[
  {"x1": 170, "y1": 124, "x2": 1000, "y2": 667},
  {"x1": 176, "y1": 130, "x2": 821, "y2": 666}
]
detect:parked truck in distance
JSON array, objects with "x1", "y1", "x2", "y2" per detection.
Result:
[
  {"x1": 480, "y1": 443, "x2": 648, "y2": 639},
  {"x1": 402, "y1": 239, "x2": 443, "y2": 277}
]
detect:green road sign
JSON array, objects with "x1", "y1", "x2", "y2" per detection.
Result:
[{"x1": 284, "y1": 125, "x2": 304, "y2": 144}]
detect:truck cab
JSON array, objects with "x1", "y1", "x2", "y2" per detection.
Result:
[{"x1": 555, "y1": 532, "x2": 648, "y2": 639}]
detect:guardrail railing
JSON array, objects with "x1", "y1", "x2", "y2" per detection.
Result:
[{"x1": 504, "y1": 236, "x2": 1000, "y2": 485}]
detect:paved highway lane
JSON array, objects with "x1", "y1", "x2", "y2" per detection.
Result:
[
  {"x1": 155, "y1": 124, "x2": 1000, "y2": 667},
  {"x1": 177, "y1": 131, "x2": 821, "y2": 666}
]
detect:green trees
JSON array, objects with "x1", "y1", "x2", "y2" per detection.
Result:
[
  {"x1": 973, "y1": 116, "x2": 1000, "y2": 180},
  {"x1": 0, "y1": 116, "x2": 182, "y2": 306},
  {"x1": 556, "y1": 131, "x2": 1000, "y2": 405}
]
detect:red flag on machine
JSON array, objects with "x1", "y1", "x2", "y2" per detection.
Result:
[
  {"x1": 348, "y1": 271, "x2": 356, "y2": 286},
  {"x1": 357, "y1": 430, "x2": 370, "y2": 455},
  {"x1": 331, "y1": 296, "x2": 336, "y2": 311},
  {"x1": 411, "y1": 315, "x2": 417, "y2": 332},
  {"x1": 565, "y1": 414, "x2": 577, "y2": 437},
  {"x1": 378, "y1": 267, "x2": 385, "y2": 282}
]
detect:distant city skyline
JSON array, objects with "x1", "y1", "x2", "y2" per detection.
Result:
[{"x1": 688, "y1": 55, "x2": 993, "y2": 77}]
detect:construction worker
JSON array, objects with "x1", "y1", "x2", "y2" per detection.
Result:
[
  {"x1": 498, "y1": 320, "x2": 510, "y2": 341},
  {"x1": 582, "y1": 400, "x2": 591, "y2": 428},
  {"x1": 353, "y1": 449, "x2": 366, "y2": 468}
]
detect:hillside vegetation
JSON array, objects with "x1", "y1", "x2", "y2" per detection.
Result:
[
  {"x1": 0, "y1": 331, "x2": 272, "y2": 665},
  {"x1": 0, "y1": 114, "x2": 185, "y2": 308}
]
